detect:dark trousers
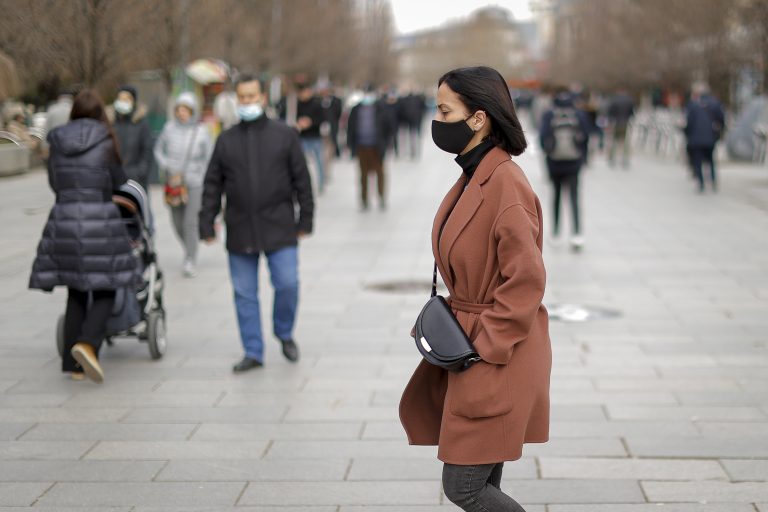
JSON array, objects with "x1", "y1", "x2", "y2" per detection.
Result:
[
  {"x1": 443, "y1": 463, "x2": 526, "y2": 511},
  {"x1": 62, "y1": 288, "x2": 115, "y2": 372},
  {"x1": 357, "y1": 146, "x2": 385, "y2": 207},
  {"x1": 551, "y1": 172, "x2": 581, "y2": 235},
  {"x1": 689, "y1": 144, "x2": 716, "y2": 191}
]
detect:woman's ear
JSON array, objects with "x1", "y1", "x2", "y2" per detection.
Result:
[{"x1": 472, "y1": 111, "x2": 487, "y2": 132}]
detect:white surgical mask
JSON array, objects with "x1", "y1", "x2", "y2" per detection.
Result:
[
  {"x1": 237, "y1": 103, "x2": 263, "y2": 121},
  {"x1": 114, "y1": 99, "x2": 133, "y2": 115}
]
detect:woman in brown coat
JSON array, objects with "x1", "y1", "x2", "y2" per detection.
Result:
[{"x1": 399, "y1": 67, "x2": 551, "y2": 511}]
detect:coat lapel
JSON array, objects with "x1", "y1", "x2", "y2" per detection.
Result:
[
  {"x1": 431, "y1": 147, "x2": 511, "y2": 293},
  {"x1": 432, "y1": 176, "x2": 465, "y2": 294}
]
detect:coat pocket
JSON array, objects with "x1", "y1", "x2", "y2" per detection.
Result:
[{"x1": 448, "y1": 361, "x2": 512, "y2": 419}]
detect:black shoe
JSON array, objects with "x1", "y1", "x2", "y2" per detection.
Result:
[
  {"x1": 279, "y1": 338, "x2": 300, "y2": 362},
  {"x1": 232, "y1": 357, "x2": 263, "y2": 373}
]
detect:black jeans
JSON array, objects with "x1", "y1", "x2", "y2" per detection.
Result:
[
  {"x1": 443, "y1": 463, "x2": 526, "y2": 511},
  {"x1": 551, "y1": 172, "x2": 580, "y2": 235},
  {"x1": 62, "y1": 288, "x2": 115, "y2": 372},
  {"x1": 689, "y1": 145, "x2": 716, "y2": 191}
]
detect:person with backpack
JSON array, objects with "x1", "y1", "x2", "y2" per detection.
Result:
[{"x1": 539, "y1": 87, "x2": 591, "y2": 252}]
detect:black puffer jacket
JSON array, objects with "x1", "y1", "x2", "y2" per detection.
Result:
[{"x1": 29, "y1": 119, "x2": 139, "y2": 292}]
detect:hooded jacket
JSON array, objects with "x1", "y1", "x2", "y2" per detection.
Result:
[
  {"x1": 153, "y1": 93, "x2": 213, "y2": 188},
  {"x1": 29, "y1": 119, "x2": 139, "y2": 292}
]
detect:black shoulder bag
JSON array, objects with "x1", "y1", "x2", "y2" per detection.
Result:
[{"x1": 413, "y1": 262, "x2": 481, "y2": 372}]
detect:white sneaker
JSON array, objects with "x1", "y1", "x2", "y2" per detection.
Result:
[
  {"x1": 569, "y1": 235, "x2": 585, "y2": 252},
  {"x1": 549, "y1": 234, "x2": 564, "y2": 248},
  {"x1": 182, "y1": 260, "x2": 197, "y2": 278}
]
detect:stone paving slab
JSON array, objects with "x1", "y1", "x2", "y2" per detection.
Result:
[
  {"x1": 19, "y1": 422, "x2": 196, "y2": 441},
  {"x1": 642, "y1": 481, "x2": 768, "y2": 502},
  {"x1": 0, "y1": 508, "x2": 131, "y2": 512},
  {"x1": 120, "y1": 406, "x2": 288, "y2": 423},
  {"x1": 133, "y1": 508, "x2": 337, "y2": 512},
  {"x1": 35, "y1": 482, "x2": 246, "y2": 507},
  {"x1": 548, "y1": 505, "x2": 755, "y2": 512},
  {"x1": 0, "y1": 441, "x2": 93, "y2": 460},
  {"x1": 85, "y1": 441, "x2": 270, "y2": 460},
  {"x1": 156, "y1": 458, "x2": 349, "y2": 481},
  {"x1": 0, "y1": 423, "x2": 33, "y2": 441},
  {"x1": 265, "y1": 440, "x2": 437, "y2": 459},
  {"x1": 626, "y1": 436, "x2": 768, "y2": 457},
  {"x1": 720, "y1": 459, "x2": 768, "y2": 481},
  {"x1": 0, "y1": 408, "x2": 129, "y2": 423},
  {"x1": 63, "y1": 392, "x2": 222, "y2": 408},
  {"x1": 191, "y1": 422, "x2": 363, "y2": 441},
  {"x1": 239, "y1": 481, "x2": 440, "y2": 506},
  {"x1": 0, "y1": 482, "x2": 52, "y2": 506},
  {"x1": 539, "y1": 457, "x2": 728, "y2": 480},
  {"x1": 0, "y1": 460, "x2": 164, "y2": 481}
]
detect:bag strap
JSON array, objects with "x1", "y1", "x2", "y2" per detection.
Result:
[
  {"x1": 176, "y1": 124, "x2": 199, "y2": 177},
  {"x1": 431, "y1": 261, "x2": 438, "y2": 298}
]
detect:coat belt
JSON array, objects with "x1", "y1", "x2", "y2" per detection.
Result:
[{"x1": 448, "y1": 297, "x2": 494, "y2": 314}]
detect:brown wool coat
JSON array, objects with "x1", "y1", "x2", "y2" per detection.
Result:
[{"x1": 399, "y1": 147, "x2": 552, "y2": 465}]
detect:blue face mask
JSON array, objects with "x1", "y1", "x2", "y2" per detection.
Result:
[
  {"x1": 361, "y1": 94, "x2": 376, "y2": 106},
  {"x1": 237, "y1": 103, "x2": 263, "y2": 121}
]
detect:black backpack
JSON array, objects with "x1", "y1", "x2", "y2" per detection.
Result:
[{"x1": 546, "y1": 107, "x2": 584, "y2": 161}]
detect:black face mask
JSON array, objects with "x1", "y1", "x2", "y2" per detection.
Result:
[{"x1": 431, "y1": 115, "x2": 475, "y2": 154}]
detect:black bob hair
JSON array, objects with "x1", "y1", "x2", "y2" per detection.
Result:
[{"x1": 438, "y1": 66, "x2": 527, "y2": 156}]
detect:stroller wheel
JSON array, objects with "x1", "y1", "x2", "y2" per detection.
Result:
[
  {"x1": 147, "y1": 310, "x2": 167, "y2": 360},
  {"x1": 56, "y1": 314, "x2": 65, "y2": 358}
]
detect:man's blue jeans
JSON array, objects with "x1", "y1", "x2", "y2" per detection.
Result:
[
  {"x1": 228, "y1": 246, "x2": 299, "y2": 362},
  {"x1": 301, "y1": 137, "x2": 326, "y2": 191}
]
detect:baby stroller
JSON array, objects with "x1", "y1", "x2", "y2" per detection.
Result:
[{"x1": 56, "y1": 180, "x2": 167, "y2": 360}]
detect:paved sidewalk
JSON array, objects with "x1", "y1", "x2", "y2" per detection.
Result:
[{"x1": 0, "y1": 127, "x2": 767, "y2": 511}]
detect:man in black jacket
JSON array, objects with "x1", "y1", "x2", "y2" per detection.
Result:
[{"x1": 199, "y1": 75, "x2": 314, "y2": 372}]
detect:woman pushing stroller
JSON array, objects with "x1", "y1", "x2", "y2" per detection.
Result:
[{"x1": 29, "y1": 90, "x2": 140, "y2": 383}]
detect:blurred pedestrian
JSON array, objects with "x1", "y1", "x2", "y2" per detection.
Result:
[
  {"x1": 400, "y1": 66, "x2": 551, "y2": 512},
  {"x1": 199, "y1": 74, "x2": 314, "y2": 372},
  {"x1": 154, "y1": 92, "x2": 213, "y2": 278},
  {"x1": 46, "y1": 87, "x2": 74, "y2": 133},
  {"x1": 347, "y1": 86, "x2": 394, "y2": 211},
  {"x1": 539, "y1": 87, "x2": 591, "y2": 251},
  {"x1": 397, "y1": 90, "x2": 427, "y2": 159},
  {"x1": 318, "y1": 82, "x2": 343, "y2": 158},
  {"x1": 684, "y1": 82, "x2": 725, "y2": 193},
  {"x1": 108, "y1": 85, "x2": 153, "y2": 190},
  {"x1": 29, "y1": 90, "x2": 139, "y2": 383},
  {"x1": 381, "y1": 86, "x2": 400, "y2": 157},
  {"x1": 295, "y1": 82, "x2": 327, "y2": 193},
  {"x1": 607, "y1": 89, "x2": 635, "y2": 168}
]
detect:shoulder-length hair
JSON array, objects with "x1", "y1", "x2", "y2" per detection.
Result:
[
  {"x1": 69, "y1": 89, "x2": 121, "y2": 163},
  {"x1": 438, "y1": 66, "x2": 527, "y2": 156}
]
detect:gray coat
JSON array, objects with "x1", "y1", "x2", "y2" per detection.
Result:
[{"x1": 29, "y1": 119, "x2": 139, "y2": 292}]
